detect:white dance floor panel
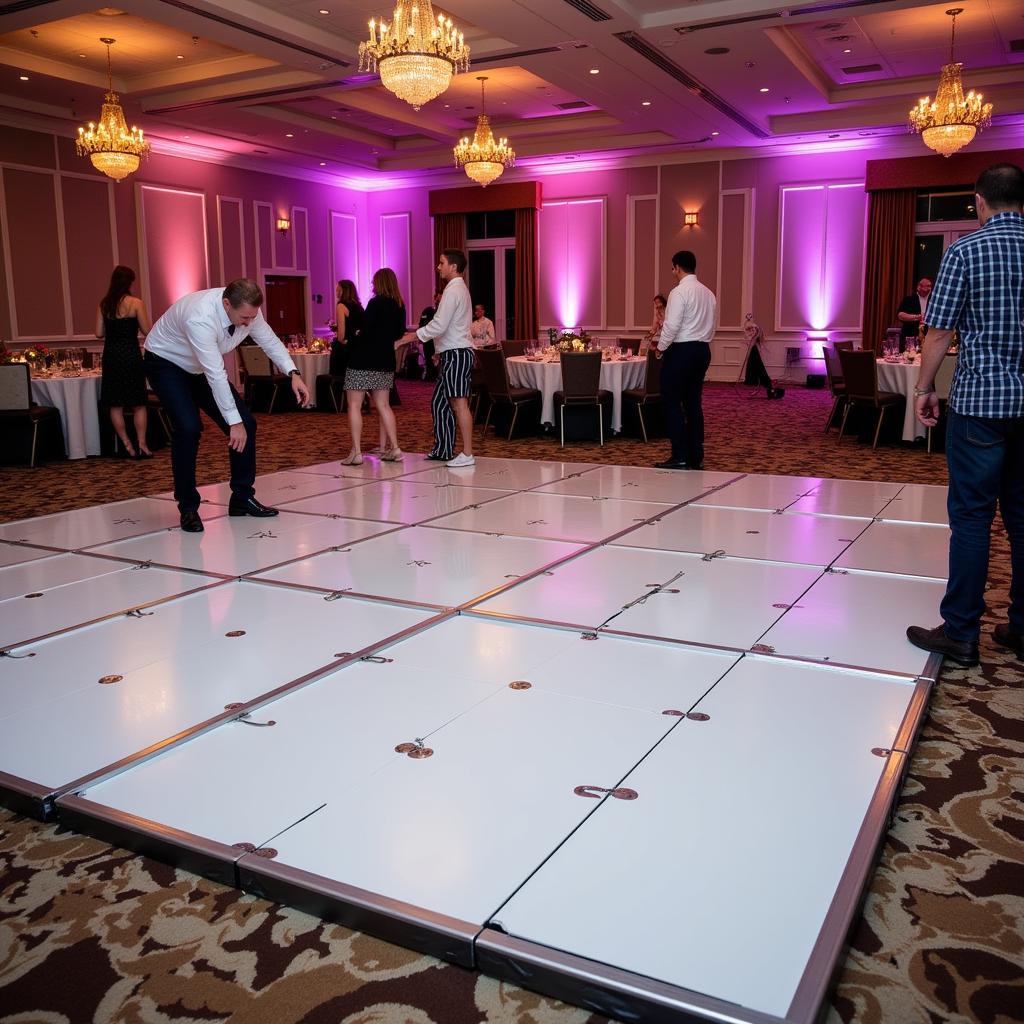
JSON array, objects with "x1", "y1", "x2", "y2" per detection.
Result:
[
  {"x1": 88, "y1": 511, "x2": 396, "y2": 577},
  {"x1": 254, "y1": 527, "x2": 583, "y2": 608},
  {"x1": 2, "y1": 457, "x2": 945, "y2": 1024}
]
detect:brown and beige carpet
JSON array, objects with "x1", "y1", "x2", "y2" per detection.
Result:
[{"x1": 1, "y1": 382, "x2": 1022, "y2": 1024}]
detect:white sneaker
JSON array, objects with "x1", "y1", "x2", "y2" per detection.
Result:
[{"x1": 446, "y1": 452, "x2": 476, "y2": 468}]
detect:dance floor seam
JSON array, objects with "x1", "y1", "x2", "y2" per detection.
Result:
[{"x1": 0, "y1": 455, "x2": 948, "y2": 1024}]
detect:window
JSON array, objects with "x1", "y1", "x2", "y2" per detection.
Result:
[
  {"x1": 915, "y1": 188, "x2": 976, "y2": 223},
  {"x1": 466, "y1": 209, "x2": 516, "y2": 239}
]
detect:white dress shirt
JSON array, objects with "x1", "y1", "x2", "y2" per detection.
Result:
[
  {"x1": 658, "y1": 275, "x2": 717, "y2": 351},
  {"x1": 470, "y1": 316, "x2": 495, "y2": 349},
  {"x1": 145, "y1": 287, "x2": 296, "y2": 425},
  {"x1": 416, "y1": 276, "x2": 472, "y2": 353}
]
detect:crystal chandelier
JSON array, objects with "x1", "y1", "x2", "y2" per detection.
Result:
[
  {"x1": 453, "y1": 77, "x2": 515, "y2": 187},
  {"x1": 359, "y1": 0, "x2": 469, "y2": 111},
  {"x1": 909, "y1": 8, "x2": 993, "y2": 159},
  {"x1": 76, "y1": 38, "x2": 150, "y2": 182}
]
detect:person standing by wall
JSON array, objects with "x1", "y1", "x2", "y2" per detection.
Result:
[{"x1": 907, "y1": 163, "x2": 1024, "y2": 666}]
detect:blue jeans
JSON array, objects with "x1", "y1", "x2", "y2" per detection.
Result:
[
  {"x1": 144, "y1": 352, "x2": 257, "y2": 514},
  {"x1": 660, "y1": 342, "x2": 712, "y2": 465},
  {"x1": 942, "y1": 410, "x2": 1024, "y2": 641}
]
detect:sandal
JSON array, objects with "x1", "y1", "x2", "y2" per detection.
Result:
[
  {"x1": 381, "y1": 448, "x2": 403, "y2": 462},
  {"x1": 340, "y1": 451, "x2": 363, "y2": 466}
]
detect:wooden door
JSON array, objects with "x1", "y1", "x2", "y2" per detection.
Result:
[{"x1": 264, "y1": 276, "x2": 306, "y2": 336}]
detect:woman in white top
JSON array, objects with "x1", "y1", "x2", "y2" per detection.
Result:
[
  {"x1": 641, "y1": 294, "x2": 666, "y2": 354},
  {"x1": 470, "y1": 304, "x2": 496, "y2": 349}
]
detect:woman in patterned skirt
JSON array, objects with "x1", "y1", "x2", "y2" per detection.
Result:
[
  {"x1": 341, "y1": 268, "x2": 406, "y2": 465},
  {"x1": 95, "y1": 265, "x2": 153, "y2": 457}
]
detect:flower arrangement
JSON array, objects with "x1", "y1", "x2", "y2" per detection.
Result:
[
  {"x1": 547, "y1": 328, "x2": 590, "y2": 352},
  {"x1": 0, "y1": 342, "x2": 48, "y2": 364}
]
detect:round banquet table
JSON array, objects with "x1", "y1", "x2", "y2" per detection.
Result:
[
  {"x1": 289, "y1": 351, "x2": 331, "y2": 406},
  {"x1": 506, "y1": 355, "x2": 647, "y2": 433},
  {"x1": 30, "y1": 372, "x2": 102, "y2": 459},
  {"x1": 875, "y1": 359, "x2": 925, "y2": 441}
]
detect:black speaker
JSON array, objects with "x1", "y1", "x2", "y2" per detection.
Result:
[{"x1": 805, "y1": 373, "x2": 826, "y2": 389}]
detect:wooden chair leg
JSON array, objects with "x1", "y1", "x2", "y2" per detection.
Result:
[
  {"x1": 838, "y1": 401, "x2": 852, "y2": 442},
  {"x1": 637, "y1": 404, "x2": 648, "y2": 443},
  {"x1": 483, "y1": 401, "x2": 494, "y2": 435},
  {"x1": 328, "y1": 383, "x2": 339, "y2": 414},
  {"x1": 825, "y1": 396, "x2": 840, "y2": 432},
  {"x1": 508, "y1": 403, "x2": 519, "y2": 441},
  {"x1": 872, "y1": 405, "x2": 887, "y2": 449}
]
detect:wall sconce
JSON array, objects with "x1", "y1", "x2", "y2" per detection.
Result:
[
  {"x1": 683, "y1": 210, "x2": 700, "y2": 228},
  {"x1": 276, "y1": 216, "x2": 290, "y2": 235}
]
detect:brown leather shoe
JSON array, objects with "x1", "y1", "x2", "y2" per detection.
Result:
[
  {"x1": 906, "y1": 624, "x2": 979, "y2": 667},
  {"x1": 993, "y1": 623, "x2": 1024, "y2": 660}
]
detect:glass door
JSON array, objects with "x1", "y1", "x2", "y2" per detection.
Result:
[{"x1": 467, "y1": 238, "x2": 515, "y2": 341}]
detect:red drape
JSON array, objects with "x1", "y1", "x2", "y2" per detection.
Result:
[
  {"x1": 514, "y1": 207, "x2": 538, "y2": 341},
  {"x1": 431, "y1": 213, "x2": 466, "y2": 292},
  {"x1": 861, "y1": 189, "x2": 916, "y2": 353}
]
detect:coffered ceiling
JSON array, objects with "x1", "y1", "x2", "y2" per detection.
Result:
[{"x1": 1, "y1": 0, "x2": 1022, "y2": 183}]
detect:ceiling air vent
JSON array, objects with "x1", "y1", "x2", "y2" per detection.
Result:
[
  {"x1": 1009, "y1": 38, "x2": 1024, "y2": 53},
  {"x1": 555, "y1": 100, "x2": 591, "y2": 110},
  {"x1": 560, "y1": 0, "x2": 612, "y2": 22},
  {"x1": 473, "y1": 46, "x2": 565, "y2": 66},
  {"x1": 842, "y1": 63, "x2": 883, "y2": 74}
]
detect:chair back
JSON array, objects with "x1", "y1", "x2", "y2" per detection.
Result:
[
  {"x1": 477, "y1": 346, "x2": 512, "y2": 400},
  {"x1": 832, "y1": 340, "x2": 855, "y2": 351},
  {"x1": 822, "y1": 346, "x2": 845, "y2": 393},
  {"x1": 238, "y1": 345, "x2": 274, "y2": 377},
  {"x1": 642, "y1": 349, "x2": 662, "y2": 396},
  {"x1": 501, "y1": 340, "x2": 526, "y2": 358},
  {"x1": 618, "y1": 338, "x2": 642, "y2": 355},
  {"x1": 837, "y1": 349, "x2": 879, "y2": 401},
  {"x1": 0, "y1": 363, "x2": 31, "y2": 411},
  {"x1": 559, "y1": 351, "x2": 602, "y2": 400},
  {"x1": 935, "y1": 352, "x2": 957, "y2": 400}
]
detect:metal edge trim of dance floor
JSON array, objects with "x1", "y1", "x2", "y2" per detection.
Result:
[
  {"x1": 0, "y1": 770, "x2": 55, "y2": 820},
  {"x1": 474, "y1": 674, "x2": 936, "y2": 1024}
]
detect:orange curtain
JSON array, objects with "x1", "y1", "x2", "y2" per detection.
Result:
[
  {"x1": 862, "y1": 189, "x2": 916, "y2": 352},
  {"x1": 431, "y1": 213, "x2": 466, "y2": 291},
  {"x1": 514, "y1": 207, "x2": 538, "y2": 341}
]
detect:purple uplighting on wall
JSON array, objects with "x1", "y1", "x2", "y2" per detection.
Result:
[{"x1": 539, "y1": 198, "x2": 605, "y2": 329}]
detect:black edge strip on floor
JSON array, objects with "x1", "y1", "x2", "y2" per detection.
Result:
[
  {"x1": 55, "y1": 795, "x2": 241, "y2": 889},
  {"x1": 236, "y1": 855, "x2": 479, "y2": 968},
  {"x1": 0, "y1": 770, "x2": 56, "y2": 820},
  {"x1": 475, "y1": 930, "x2": 785, "y2": 1024},
  {"x1": 785, "y1": 675, "x2": 934, "y2": 1023}
]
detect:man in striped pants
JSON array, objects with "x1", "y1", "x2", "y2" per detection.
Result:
[{"x1": 416, "y1": 249, "x2": 476, "y2": 467}]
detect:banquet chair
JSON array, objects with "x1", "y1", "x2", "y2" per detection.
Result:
[
  {"x1": 927, "y1": 353, "x2": 957, "y2": 454},
  {"x1": 617, "y1": 338, "x2": 642, "y2": 355},
  {"x1": 501, "y1": 340, "x2": 526, "y2": 358},
  {"x1": 478, "y1": 347, "x2": 540, "y2": 440},
  {"x1": 0, "y1": 363, "x2": 63, "y2": 467},
  {"x1": 622, "y1": 349, "x2": 662, "y2": 443},
  {"x1": 837, "y1": 349, "x2": 902, "y2": 449},
  {"x1": 237, "y1": 345, "x2": 282, "y2": 413},
  {"x1": 556, "y1": 351, "x2": 610, "y2": 446},
  {"x1": 832, "y1": 340, "x2": 855, "y2": 351},
  {"x1": 822, "y1": 346, "x2": 847, "y2": 432}
]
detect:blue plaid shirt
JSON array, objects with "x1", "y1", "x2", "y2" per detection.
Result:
[{"x1": 925, "y1": 211, "x2": 1024, "y2": 418}]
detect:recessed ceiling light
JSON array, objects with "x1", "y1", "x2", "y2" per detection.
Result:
[
  {"x1": 759, "y1": 87, "x2": 770, "y2": 93},
  {"x1": 589, "y1": 68, "x2": 599, "y2": 74},
  {"x1": 319, "y1": 161, "x2": 326, "y2": 165},
  {"x1": 843, "y1": 48, "x2": 852, "y2": 53},
  {"x1": 285, "y1": 132, "x2": 294, "y2": 137},
  {"x1": 176, "y1": 54, "x2": 185, "y2": 59},
  {"x1": 19, "y1": 75, "x2": 29, "y2": 81},
  {"x1": 641, "y1": 100, "x2": 651, "y2": 106},
  {"x1": 78, "y1": 53, "x2": 87, "y2": 58},
  {"x1": 319, "y1": 8, "x2": 330, "y2": 13},
  {"x1": 182, "y1": 134, "x2": 190, "y2": 139},
  {"x1": 711, "y1": 131, "x2": 720, "y2": 136}
]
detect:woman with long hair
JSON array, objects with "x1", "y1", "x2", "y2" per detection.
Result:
[
  {"x1": 641, "y1": 294, "x2": 666, "y2": 353},
  {"x1": 330, "y1": 279, "x2": 364, "y2": 378},
  {"x1": 341, "y1": 268, "x2": 405, "y2": 464},
  {"x1": 95, "y1": 265, "x2": 153, "y2": 457}
]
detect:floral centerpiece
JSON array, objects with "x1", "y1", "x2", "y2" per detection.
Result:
[
  {"x1": 308, "y1": 336, "x2": 328, "y2": 353},
  {"x1": 553, "y1": 330, "x2": 589, "y2": 353}
]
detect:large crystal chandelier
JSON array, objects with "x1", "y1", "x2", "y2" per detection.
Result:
[
  {"x1": 359, "y1": 0, "x2": 469, "y2": 111},
  {"x1": 76, "y1": 38, "x2": 150, "y2": 182},
  {"x1": 453, "y1": 77, "x2": 515, "y2": 187},
  {"x1": 909, "y1": 8, "x2": 993, "y2": 159}
]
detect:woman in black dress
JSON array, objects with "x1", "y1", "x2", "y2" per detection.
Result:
[
  {"x1": 329, "y1": 279, "x2": 364, "y2": 379},
  {"x1": 95, "y1": 265, "x2": 153, "y2": 456},
  {"x1": 341, "y1": 268, "x2": 405, "y2": 465}
]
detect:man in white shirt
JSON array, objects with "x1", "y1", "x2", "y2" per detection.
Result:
[
  {"x1": 470, "y1": 304, "x2": 496, "y2": 349},
  {"x1": 415, "y1": 250, "x2": 476, "y2": 467},
  {"x1": 655, "y1": 250, "x2": 717, "y2": 470},
  {"x1": 144, "y1": 279, "x2": 310, "y2": 532}
]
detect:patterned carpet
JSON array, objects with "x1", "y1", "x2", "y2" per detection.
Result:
[{"x1": 2, "y1": 382, "x2": 1022, "y2": 1024}]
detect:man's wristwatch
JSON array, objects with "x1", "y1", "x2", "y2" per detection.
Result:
[{"x1": 288, "y1": 369, "x2": 300, "y2": 377}]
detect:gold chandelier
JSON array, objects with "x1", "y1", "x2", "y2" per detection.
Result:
[
  {"x1": 359, "y1": 0, "x2": 469, "y2": 111},
  {"x1": 453, "y1": 77, "x2": 515, "y2": 187},
  {"x1": 909, "y1": 8, "x2": 993, "y2": 159},
  {"x1": 76, "y1": 38, "x2": 149, "y2": 181}
]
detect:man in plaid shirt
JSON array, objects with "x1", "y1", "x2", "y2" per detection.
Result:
[{"x1": 908, "y1": 163, "x2": 1024, "y2": 667}]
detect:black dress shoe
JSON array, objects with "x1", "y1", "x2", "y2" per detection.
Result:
[
  {"x1": 906, "y1": 624, "x2": 979, "y2": 667},
  {"x1": 993, "y1": 622, "x2": 1024, "y2": 659},
  {"x1": 654, "y1": 459, "x2": 688, "y2": 470},
  {"x1": 685, "y1": 462, "x2": 704, "y2": 471},
  {"x1": 228, "y1": 496, "x2": 279, "y2": 517},
  {"x1": 180, "y1": 511, "x2": 204, "y2": 533}
]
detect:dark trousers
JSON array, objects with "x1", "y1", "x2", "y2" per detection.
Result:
[
  {"x1": 660, "y1": 342, "x2": 711, "y2": 465},
  {"x1": 941, "y1": 410, "x2": 1024, "y2": 642},
  {"x1": 144, "y1": 352, "x2": 257, "y2": 514}
]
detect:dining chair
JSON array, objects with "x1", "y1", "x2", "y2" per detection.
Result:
[
  {"x1": 622, "y1": 349, "x2": 662, "y2": 442},
  {"x1": 832, "y1": 340, "x2": 855, "y2": 351},
  {"x1": 555, "y1": 351, "x2": 610, "y2": 446},
  {"x1": 237, "y1": 345, "x2": 282, "y2": 413},
  {"x1": 0, "y1": 363, "x2": 63, "y2": 467},
  {"x1": 927, "y1": 353, "x2": 957, "y2": 454},
  {"x1": 837, "y1": 349, "x2": 903, "y2": 449},
  {"x1": 500, "y1": 340, "x2": 526, "y2": 359},
  {"x1": 477, "y1": 347, "x2": 540, "y2": 440},
  {"x1": 821, "y1": 346, "x2": 847, "y2": 432},
  {"x1": 617, "y1": 338, "x2": 642, "y2": 355}
]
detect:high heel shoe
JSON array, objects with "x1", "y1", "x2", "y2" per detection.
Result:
[
  {"x1": 381, "y1": 447, "x2": 403, "y2": 462},
  {"x1": 340, "y1": 451, "x2": 363, "y2": 466}
]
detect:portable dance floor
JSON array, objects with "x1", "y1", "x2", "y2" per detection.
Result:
[{"x1": 0, "y1": 456, "x2": 949, "y2": 1024}]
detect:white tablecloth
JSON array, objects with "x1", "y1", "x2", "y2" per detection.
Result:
[
  {"x1": 875, "y1": 360, "x2": 924, "y2": 441},
  {"x1": 30, "y1": 373, "x2": 102, "y2": 459},
  {"x1": 290, "y1": 351, "x2": 331, "y2": 406},
  {"x1": 506, "y1": 356, "x2": 647, "y2": 432}
]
